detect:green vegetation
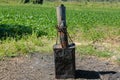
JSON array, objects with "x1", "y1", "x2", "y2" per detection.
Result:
[
  {"x1": 0, "y1": 1, "x2": 120, "y2": 60},
  {"x1": 77, "y1": 45, "x2": 112, "y2": 57}
]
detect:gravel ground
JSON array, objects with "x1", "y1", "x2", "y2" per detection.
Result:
[{"x1": 0, "y1": 53, "x2": 120, "y2": 80}]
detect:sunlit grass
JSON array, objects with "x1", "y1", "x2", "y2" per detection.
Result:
[{"x1": 0, "y1": 2, "x2": 120, "y2": 58}]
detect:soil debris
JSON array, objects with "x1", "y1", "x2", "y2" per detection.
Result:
[{"x1": 0, "y1": 53, "x2": 120, "y2": 80}]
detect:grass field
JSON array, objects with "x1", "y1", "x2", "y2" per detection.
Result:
[{"x1": 0, "y1": 1, "x2": 120, "y2": 60}]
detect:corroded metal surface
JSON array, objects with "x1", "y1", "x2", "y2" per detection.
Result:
[{"x1": 54, "y1": 46, "x2": 75, "y2": 79}]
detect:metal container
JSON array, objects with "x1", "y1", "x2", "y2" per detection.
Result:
[{"x1": 53, "y1": 44, "x2": 76, "y2": 79}]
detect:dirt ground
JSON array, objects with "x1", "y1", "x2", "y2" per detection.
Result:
[{"x1": 0, "y1": 53, "x2": 120, "y2": 80}]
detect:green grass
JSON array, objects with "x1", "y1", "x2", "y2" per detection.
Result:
[
  {"x1": 77, "y1": 45, "x2": 112, "y2": 58},
  {"x1": 0, "y1": 2, "x2": 120, "y2": 59}
]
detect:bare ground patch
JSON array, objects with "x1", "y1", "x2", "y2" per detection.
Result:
[{"x1": 0, "y1": 53, "x2": 120, "y2": 80}]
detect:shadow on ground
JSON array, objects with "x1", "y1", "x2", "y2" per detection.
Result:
[
  {"x1": 0, "y1": 24, "x2": 47, "y2": 40},
  {"x1": 75, "y1": 70, "x2": 117, "y2": 79}
]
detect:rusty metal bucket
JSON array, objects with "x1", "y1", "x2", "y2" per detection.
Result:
[{"x1": 53, "y1": 44, "x2": 76, "y2": 79}]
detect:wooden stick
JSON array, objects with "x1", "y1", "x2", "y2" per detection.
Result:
[{"x1": 56, "y1": 4, "x2": 68, "y2": 48}]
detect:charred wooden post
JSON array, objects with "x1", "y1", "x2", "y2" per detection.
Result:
[
  {"x1": 56, "y1": 4, "x2": 68, "y2": 48},
  {"x1": 53, "y1": 4, "x2": 76, "y2": 79}
]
